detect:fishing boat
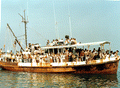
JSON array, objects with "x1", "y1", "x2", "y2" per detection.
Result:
[
  {"x1": 0, "y1": 40, "x2": 119, "y2": 74},
  {"x1": 0, "y1": 11, "x2": 119, "y2": 74}
]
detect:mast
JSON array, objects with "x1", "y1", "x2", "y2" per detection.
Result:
[
  {"x1": 18, "y1": 10, "x2": 29, "y2": 48},
  {"x1": 7, "y1": 23, "x2": 24, "y2": 51}
]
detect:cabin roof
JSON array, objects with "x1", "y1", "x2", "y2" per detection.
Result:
[{"x1": 41, "y1": 41, "x2": 110, "y2": 49}]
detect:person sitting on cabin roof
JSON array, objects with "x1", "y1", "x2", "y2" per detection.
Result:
[
  {"x1": 70, "y1": 38, "x2": 77, "y2": 45},
  {"x1": 28, "y1": 43, "x2": 31, "y2": 52},
  {"x1": 54, "y1": 39, "x2": 58, "y2": 46},
  {"x1": 47, "y1": 40, "x2": 50, "y2": 46},
  {"x1": 51, "y1": 39, "x2": 55, "y2": 46},
  {"x1": 58, "y1": 39, "x2": 64, "y2": 45},
  {"x1": 65, "y1": 35, "x2": 70, "y2": 45},
  {"x1": 65, "y1": 39, "x2": 70, "y2": 45},
  {"x1": 116, "y1": 50, "x2": 119, "y2": 56}
]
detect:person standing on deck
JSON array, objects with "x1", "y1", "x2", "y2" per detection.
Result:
[
  {"x1": 32, "y1": 53, "x2": 36, "y2": 63},
  {"x1": 0, "y1": 48, "x2": 2, "y2": 61},
  {"x1": 80, "y1": 50, "x2": 84, "y2": 61},
  {"x1": 65, "y1": 35, "x2": 70, "y2": 45},
  {"x1": 69, "y1": 52, "x2": 73, "y2": 62},
  {"x1": 31, "y1": 44, "x2": 35, "y2": 55},
  {"x1": 116, "y1": 50, "x2": 119, "y2": 56},
  {"x1": 19, "y1": 54, "x2": 22, "y2": 62},
  {"x1": 47, "y1": 40, "x2": 50, "y2": 46},
  {"x1": 65, "y1": 48, "x2": 69, "y2": 62},
  {"x1": 73, "y1": 47, "x2": 77, "y2": 61},
  {"x1": 89, "y1": 50, "x2": 94, "y2": 59},
  {"x1": 11, "y1": 54, "x2": 15, "y2": 62},
  {"x1": 60, "y1": 52, "x2": 65, "y2": 63},
  {"x1": 36, "y1": 54, "x2": 40, "y2": 63},
  {"x1": 28, "y1": 43, "x2": 31, "y2": 52}
]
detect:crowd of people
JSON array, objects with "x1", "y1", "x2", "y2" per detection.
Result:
[
  {"x1": 46, "y1": 35, "x2": 79, "y2": 46},
  {"x1": 0, "y1": 46, "x2": 119, "y2": 64}
]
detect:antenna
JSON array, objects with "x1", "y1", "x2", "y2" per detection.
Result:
[
  {"x1": 68, "y1": 0, "x2": 72, "y2": 38},
  {"x1": 18, "y1": 10, "x2": 29, "y2": 48},
  {"x1": 53, "y1": 1, "x2": 59, "y2": 39}
]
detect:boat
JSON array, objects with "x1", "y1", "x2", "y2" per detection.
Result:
[
  {"x1": 0, "y1": 40, "x2": 119, "y2": 74},
  {"x1": 0, "y1": 11, "x2": 119, "y2": 74}
]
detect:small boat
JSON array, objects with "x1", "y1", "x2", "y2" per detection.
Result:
[{"x1": 0, "y1": 11, "x2": 119, "y2": 74}]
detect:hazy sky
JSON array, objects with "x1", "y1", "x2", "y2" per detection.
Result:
[{"x1": 0, "y1": 0, "x2": 120, "y2": 51}]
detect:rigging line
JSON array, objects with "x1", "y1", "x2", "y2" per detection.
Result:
[
  {"x1": 18, "y1": 38, "x2": 25, "y2": 40},
  {"x1": 27, "y1": 0, "x2": 29, "y2": 21},
  {"x1": 67, "y1": 0, "x2": 72, "y2": 38},
  {"x1": 17, "y1": 34, "x2": 25, "y2": 37},
  {"x1": 28, "y1": 27, "x2": 47, "y2": 41},
  {"x1": 4, "y1": 26, "x2": 8, "y2": 51},
  {"x1": 53, "y1": 1, "x2": 59, "y2": 39}
]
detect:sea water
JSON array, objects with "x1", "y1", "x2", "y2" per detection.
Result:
[{"x1": 0, "y1": 62, "x2": 120, "y2": 88}]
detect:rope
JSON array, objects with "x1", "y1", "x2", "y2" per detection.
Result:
[
  {"x1": 18, "y1": 38, "x2": 25, "y2": 40},
  {"x1": 17, "y1": 34, "x2": 25, "y2": 38}
]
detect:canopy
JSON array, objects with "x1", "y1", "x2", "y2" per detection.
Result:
[{"x1": 41, "y1": 41, "x2": 110, "y2": 49}]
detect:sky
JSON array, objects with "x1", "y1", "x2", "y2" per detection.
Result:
[{"x1": 0, "y1": 0, "x2": 120, "y2": 51}]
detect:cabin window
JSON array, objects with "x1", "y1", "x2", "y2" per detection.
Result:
[
  {"x1": 59, "y1": 49, "x2": 61, "y2": 53},
  {"x1": 54, "y1": 49, "x2": 57, "y2": 54},
  {"x1": 45, "y1": 49, "x2": 48, "y2": 53}
]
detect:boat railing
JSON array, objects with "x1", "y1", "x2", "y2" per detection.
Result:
[
  {"x1": 0, "y1": 51, "x2": 119, "y2": 67},
  {"x1": 1, "y1": 56, "x2": 119, "y2": 67}
]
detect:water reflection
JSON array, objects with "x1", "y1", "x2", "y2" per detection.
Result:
[{"x1": 0, "y1": 70, "x2": 118, "y2": 88}]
